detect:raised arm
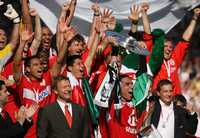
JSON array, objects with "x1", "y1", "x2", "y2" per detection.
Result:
[
  {"x1": 13, "y1": 27, "x2": 34, "y2": 84},
  {"x1": 4, "y1": 4, "x2": 20, "y2": 51},
  {"x1": 87, "y1": 3, "x2": 101, "y2": 50},
  {"x1": 29, "y1": 9, "x2": 42, "y2": 56},
  {"x1": 140, "y1": 2, "x2": 151, "y2": 34},
  {"x1": 85, "y1": 8, "x2": 116, "y2": 74},
  {"x1": 182, "y1": 8, "x2": 200, "y2": 41},
  {"x1": 56, "y1": 2, "x2": 70, "y2": 52},
  {"x1": 128, "y1": 4, "x2": 140, "y2": 33},
  {"x1": 21, "y1": 0, "x2": 32, "y2": 33},
  {"x1": 50, "y1": 18, "x2": 76, "y2": 79},
  {"x1": 66, "y1": 0, "x2": 77, "y2": 26}
]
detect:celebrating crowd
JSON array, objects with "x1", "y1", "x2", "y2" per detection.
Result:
[{"x1": 0, "y1": 0, "x2": 200, "y2": 138}]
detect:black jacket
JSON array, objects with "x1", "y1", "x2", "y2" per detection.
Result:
[
  {"x1": 37, "y1": 102, "x2": 90, "y2": 138},
  {"x1": 150, "y1": 101, "x2": 198, "y2": 138},
  {"x1": 0, "y1": 111, "x2": 33, "y2": 138}
]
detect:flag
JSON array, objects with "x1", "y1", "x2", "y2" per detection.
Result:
[
  {"x1": 82, "y1": 77, "x2": 100, "y2": 126},
  {"x1": 29, "y1": 0, "x2": 198, "y2": 34}
]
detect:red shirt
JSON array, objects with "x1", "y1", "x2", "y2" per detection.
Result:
[
  {"x1": 17, "y1": 71, "x2": 53, "y2": 138},
  {"x1": 153, "y1": 41, "x2": 189, "y2": 95},
  {"x1": 143, "y1": 33, "x2": 153, "y2": 62},
  {"x1": 107, "y1": 103, "x2": 137, "y2": 138}
]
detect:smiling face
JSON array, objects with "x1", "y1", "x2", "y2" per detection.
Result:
[
  {"x1": 68, "y1": 58, "x2": 84, "y2": 79},
  {"x1": 0, "y1": 29, "x2": 7, "y2": 50},
  {"x1": 120, "y1": 76, "x2": 133, "y2": 102},
  {"x1": 164, "y1": 40, "x2": 173, "y2": 60},
  {"x1": 68, "y1": 40, "x2": 84, "y2": 56},
  {"x1": 41, "y1": 27, "x2": 52, "y2": 50},
  {"x1": 55, "y1": 79, "x2": 72, "y2": 102},
  {"x1": 157, "y1": 83, "x2": 173, "y2": 105}
]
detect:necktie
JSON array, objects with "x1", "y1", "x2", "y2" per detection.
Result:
[{"x1": 65, "y1": 105, "x2": 72, "y2": 128}]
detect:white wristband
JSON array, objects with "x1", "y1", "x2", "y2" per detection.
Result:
[{"x1": 13, "y1": 17, "x2": 20, "y2": 24}]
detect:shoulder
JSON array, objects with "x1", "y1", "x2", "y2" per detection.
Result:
[
  {"x1": 39, "y1": 102, "x2": 58, "y2": 113},
  {"x1": 0, "y1": 44, "x2": 12, "y2": 53},
  {"x1": 71, "y1": 103, "x2": 84, "y2": 110}
]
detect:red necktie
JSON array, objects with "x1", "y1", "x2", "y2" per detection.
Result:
[{"x1": 65, "y1": 105, "x2": 72, "y2": 128}]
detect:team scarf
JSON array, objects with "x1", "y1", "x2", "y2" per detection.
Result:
[
  {"x1": 94, "y1": 62, "x2": 119, "y2": 108},
  {"x1": 67, "y1": 72, "x2": 99, "y2": 126}
]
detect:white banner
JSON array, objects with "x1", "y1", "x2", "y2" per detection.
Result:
[{"x1": 30, "y1": 0, "x2": 200, "y2": 34}]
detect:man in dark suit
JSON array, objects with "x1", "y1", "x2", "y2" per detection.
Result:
[
  {"x1": 0, "y1": 80, "x2": 38, "y2": 138},
  {"x1": 37, "y1": 75, "x2": 90, "y2": 138},
  {"x1": 149, "y1": 79, "x2": 198, "y2": 138}
]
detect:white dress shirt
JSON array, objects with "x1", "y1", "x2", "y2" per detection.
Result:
[
  {"x1": 57, "y1": 99, "x2": 72, "y2": 117},
  {"x1": 157, "y1": 100, "x2": 174, "y2": 138}
]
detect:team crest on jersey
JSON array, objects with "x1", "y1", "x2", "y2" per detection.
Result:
[
  {"x1": 127, "y1": 109, "x2": 136, "y2": 127},
  {"x1": 40, "y1": 79, "x2": 46, "y2": 86},
  {"x1": 169, "y1": 59, "x2": 175, "y2": 66}
]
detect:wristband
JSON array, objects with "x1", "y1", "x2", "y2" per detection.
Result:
[
  {"x1": 13, "y1": 17, "x2": 20, "y2": 24},
  {"x1": 132, "y1": 20, "x2": 138, "y2": 25},
  {"x1": 94, "y1": 13, "x2": 100, "y2": 16}
]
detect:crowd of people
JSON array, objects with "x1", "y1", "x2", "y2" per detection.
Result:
[{"x1": 0, "y1": 0, "x2": 200, "y2": 138}]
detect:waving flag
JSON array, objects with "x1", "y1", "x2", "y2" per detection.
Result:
[{"x1": 29, "y1": 0, "x2": 200, "y2": 34}]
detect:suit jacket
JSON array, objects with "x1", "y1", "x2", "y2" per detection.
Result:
[
  {"x1": 150, "y1": 101, "x2": 198, "y2": 138},
  {"x1": 37, "y1": 101, "x2": 90, "y2": 138},
  {"x1": 0, "y1": 111, "x2": 33, "y2": 138}
]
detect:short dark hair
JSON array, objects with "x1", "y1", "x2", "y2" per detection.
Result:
[
  {"x1": 173, "y1": 94, "x2": 187, "y2": 107},
  {"x1": 157, "y1": 79, "x2": 173, "y2": 92},
  {"x1": 52, "y1": 75, "x2": 69, "y2": 90},
  {"x1": 66, "y1": 55, "x2": 82, "y2": 67},
  {"x1": 24, "y1": 55, "x2": 40, "y2": 67},
  {"x1": 68, "y1": 34, "x2": 85, "y2": 47},
  {"x1": 0, "y1": 80, "x2": 5, "y2": 90}
]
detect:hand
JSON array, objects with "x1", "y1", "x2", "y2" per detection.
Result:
[
  {"x1": 107, "y1": 16, "x2": 116, "y2": 31},
  {"x1": 186, "y1": 103, "x2": 195, "y2": 113},
  {"x1": 140, "y1": 2, "x2": 149, "y2": 13},
  {"x1": 29, "y1": 8, "x2": 38, "y2": 16},
  {"x1": 138, "y1": 41, "x2": 147, "y2": 49},
  {"x1": 101, "y1": 8, "x2": 113, "y2": 24},
  {"x1": 128, "y1": 4, "x2": 140, "y2": 22},
  {"x1": 62, "y1": 1, "x2": 70, "y2": 11},
  {"x1": 91, "y1": 3, "x2": 100, "y2": 15},
  {"x1": 4, "y1": 4, "x2": 20, "y2": 23},
  {"x1": 70, "y1": 0, "x2": 77, "y2": 4},
  {"x1": 64, "y1": 26, "x2": 77, "y2": 42},
  {"x1": 58, "y1": 16, "x2": 68, "y2": 33},
  {"x1": 15, "y1": 106, "x2": 26, "y2": 125},
  {"x1": 25, "y1": 103, "x2": 39, "y2": 119},
  {"x1": 104, "y1": 36, "x2": 118, "y2": 46},
  {"x1": 95, "y1": 16, "x2": 106, "y2": 33},
  {"x1": 20, "y1": 27, "x2": 34, "y2": 42}
]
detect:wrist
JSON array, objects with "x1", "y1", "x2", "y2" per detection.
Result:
[
  {"x1": 94, "y1": 12, "x2": 100, "y2": 16},
  {"x1": 132, "y1": 20, "x2": 138, "y2": 25},
  {"x1": 13, "y1": 17, "x2": 20, "y2": 24}
]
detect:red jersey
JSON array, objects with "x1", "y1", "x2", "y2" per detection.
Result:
[
  {"x1": 143, "y1": 33, "x2": 153, "y2": 62},
  {"x1": 66, "y1": 72, "x2": 87, "y2": 107},
  {"x1": 153, "y1": 41, "x2": 189, "y2": 95},
  {"x1": 17, "y1": 71, "x2": 53, "y2": 138},
  {"x1": 107, "y1": 103, "x2": 138, "y2": 138}
]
